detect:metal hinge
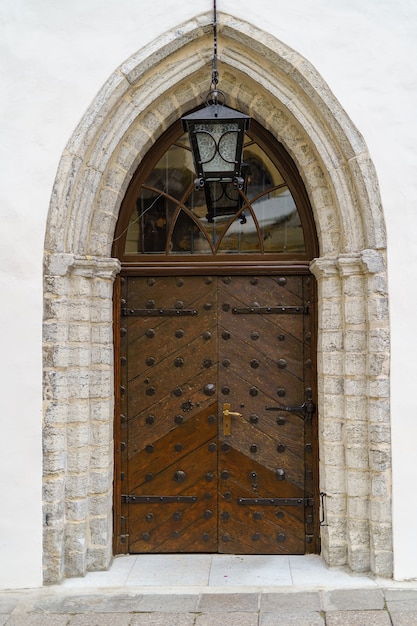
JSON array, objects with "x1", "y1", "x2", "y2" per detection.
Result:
[
  {"x1": 238, "y1": 497, "x2": 314, "y2": 507},
  {"x1": 121, "y1": 308, "x2": 198, "y2": 317},
  {"x1": 122, "y1": 495, "x2": 198, "y2": 504},
  {"x1": 232, "y1": 305, "x2": 309, "y2": 315}
]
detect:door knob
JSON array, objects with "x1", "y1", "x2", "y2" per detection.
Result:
[{"x1": 223, "y1": 403, "x2": 242, "y2": 436}]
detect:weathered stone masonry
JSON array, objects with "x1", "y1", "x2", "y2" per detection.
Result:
[
  {"x1": 43, "y1": 255, "x2": 120, "y2": 581},
  {"x1": 43, "y1": 13, "x2": 391, "y2": 582}
]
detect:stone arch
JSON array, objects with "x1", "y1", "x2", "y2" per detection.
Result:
[{"x1": 43, "y1": 12, "x2": 391, "y2": 583}]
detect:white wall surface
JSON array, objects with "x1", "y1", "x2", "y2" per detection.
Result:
[{"x1": 1, "y1": 0, "x2": 416, "y2": 587}]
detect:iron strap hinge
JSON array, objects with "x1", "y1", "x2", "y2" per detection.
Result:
[
  {"x1": 122, "y1": 495, "x2": 198, "y2": 504},
  {"x1": 232, "y1": 305, "x2": 309, "y2": 315},
  {"x1": 121, "y1": 308, "x2": 198, "y2": 317},
  {"x1": 237, "y1": 497, "x2": 314, "y2": 507}
]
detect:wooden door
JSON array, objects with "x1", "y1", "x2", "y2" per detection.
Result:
[{"x1": 116, "y1": 274, "x2": 317, "y2": 554}]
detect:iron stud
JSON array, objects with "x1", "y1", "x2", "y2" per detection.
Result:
[
  {"x1": 203, "y1": 383, "x2": 216, "y2": 396},
  {"x1": 174, "y1": 470, "x2": 186, "y2": 483}
]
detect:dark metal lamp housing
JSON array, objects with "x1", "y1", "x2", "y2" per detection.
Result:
[{"x1": 182, "y1": 101, "x2": 250, "y2": 191}]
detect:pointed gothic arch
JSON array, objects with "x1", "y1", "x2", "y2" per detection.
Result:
[{"x1": 43, "y1": 12, "x2": 391, "y2": 582}]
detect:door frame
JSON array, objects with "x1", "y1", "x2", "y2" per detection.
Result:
[
  {"x1": 42, "y1": 14, "x2": 391, "y2": 581},
  {"x1": 113, "y1": 263, "x2": 319, "y2": 555}
]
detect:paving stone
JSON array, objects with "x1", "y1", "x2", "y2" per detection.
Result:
[
  {"x1": 261, "y1": 591, "x2": 321, "y2": 612},
  {"x1": 388, "y1": 601, "x2": 417, "y2": 613},
  {"x1": 323, "y1": 588, "x2": 385, "y2": 611},
  {"x1": 31, "y1": 593, "x2": 144, "y2": 613},
  {"x1": 0, "y1": 616, "x2": 7, "y2": 626},
  {"x1": 260, "y1": 611, "x2": 325, "y2": 626},
  {"x1": 133, "y1": 594, "x2": 198, "y2": 612},
  {"x1": 390, "y1": 613, "x2": 417, "y2": 626},
  {"x1": 130, "y1": 615, "x2": 195, "y2": 626},
  {"x1": 6, "y1": 615, "x2": 70, "y2": 626},
  {"x1": 197, "y1": 593, "x2": 259, "y2": 612},
  {"x1": 384, "y1": 590, "x2": 417, "y2": 602},
  {"x1": 0, "y1": 596, "x2": 21, "y2": 613},
  {"x1": 195, "y1": 613, "x2": 258, "y2": 626},
  {"x1": 69, "y1": 613, "x2": 132, "y2": 625},
  {"x1": 325, "y1": 610, "x2": 392, "y2": 626}
]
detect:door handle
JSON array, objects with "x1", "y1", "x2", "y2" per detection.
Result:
[{"x1": 223, "y1": 403, "x2": 242, "y2": 436}]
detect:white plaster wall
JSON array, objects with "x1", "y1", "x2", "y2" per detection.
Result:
[{"x1": 0, "y1": 0, "x2": 416, "y2": 587}]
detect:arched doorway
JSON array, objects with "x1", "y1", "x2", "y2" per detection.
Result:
[
  {"x1": 112, "y1": 119, "x2": 319, "y2": 554},
  {"x1": 43, "y1": 13, "x2": 391, "y2": 582}
]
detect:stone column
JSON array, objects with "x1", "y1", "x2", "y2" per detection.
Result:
[
  {"x1": 311, "y1": 256, "x2": 347, "y2": 568},
  {"x1": 43, "y1": 253, "x2": 120, "y2": 583},
  {"x1": 361, "y1": 249, "x2": 392, "y2": 577},
  {"x1": 311, "y1": 251, "x2": 392, "y2": 577},
  {"x1": 337, "y1": 254, "x2": 370, "y2": 573}
]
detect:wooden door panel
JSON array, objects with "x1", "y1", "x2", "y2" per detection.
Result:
[
  {"x1": 231, "y1": 424, "x2": 304, "y2": 487},
  {"x1": 218, "y1": 449, "x2": 305, "y2": 554},
  {"x1": 129, "y1": 499, "x2": 217, "y2": 553},
  {"x1": 220, "y1": 314, "x2": 305, "y2": 379},
  {"x1": 219, "y1": 506, "x2": 304, "y2": 554},
  {"x1": 127, "y1": 287, "x2": 218, "y2": 382},
  {"x1": 128, "y1": 371, "x2": 218, "y2": 450},
  {"x1": 218, "y1": 275, "x2": 304, "y2": 307},
  {"x1": 128, "y1": 406, "x2": 217, "y2": 487},
  {"x1": 127, "y1": 336, "x2": 216, "y2": 418},
  {"x1": 218, "y1": 333, "x2": 304, "y2": 400},
  {"x1": 217, "y1": 275, "x2": 308, "y2": 554},
  {"x1": 127, "y1": 410, "x2": 218, "y2": 553},
  {"x1": 120, "y1": 274, "x2": 316, "y2": 555},
  {"x1": 220, "y1": 445, "x2": 304, "y2": 501}
]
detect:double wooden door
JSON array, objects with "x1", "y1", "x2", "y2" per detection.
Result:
[{"x1": 115, "y1": 274, "x2": 318, "y2": 554}]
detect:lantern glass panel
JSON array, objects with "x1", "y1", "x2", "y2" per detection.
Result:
[{"x1": 195, "y1": 122, "x2": 239, "y2": 175}]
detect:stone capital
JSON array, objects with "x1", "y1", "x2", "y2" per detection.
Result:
[
  {"x1": 45, "y1": 253, "x2": 121, "y2": 280},
  {"x1": 337, "y1": 253, "x2": 363, "y2": 277},
  {"x1": 310, "y1": 256, "x2": 339, "y2": 280}
]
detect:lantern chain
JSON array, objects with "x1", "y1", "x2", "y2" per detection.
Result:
[{"x1": 211, "y1": 0, "x2": 220, "y2": 102}]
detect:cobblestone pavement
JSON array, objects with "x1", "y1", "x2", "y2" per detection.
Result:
[{"x1": 1, "y1": 587, "x2": 417, "y2": 625}]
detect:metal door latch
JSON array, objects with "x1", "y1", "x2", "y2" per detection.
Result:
[
  {"x1": 265, "y1": 399, "x2": 316, "y2": 420},
  {"x1": 223, "y1": 403, "x2": 242, "y2": 436}
]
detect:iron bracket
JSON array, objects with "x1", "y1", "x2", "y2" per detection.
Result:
[{"x1": 320, "y1": 491, "x2": 329, "y2": 526}]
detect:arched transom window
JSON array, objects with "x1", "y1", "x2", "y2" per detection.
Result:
[{"x1": 113, "y1": 118, "x2": 317, "y2": 263}]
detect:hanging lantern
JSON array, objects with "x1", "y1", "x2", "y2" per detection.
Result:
[
  {"x1": 181, "y1": 0, "x2": 250, "y2": 220},
  {"x1": 182, "y1": 101, "x2": 250, "y2": 190}
]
